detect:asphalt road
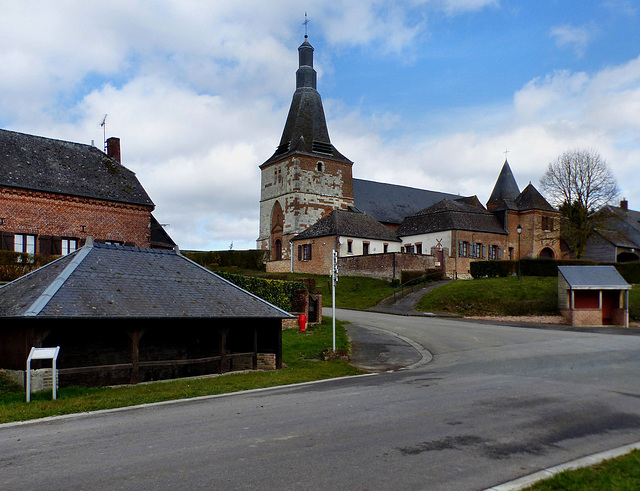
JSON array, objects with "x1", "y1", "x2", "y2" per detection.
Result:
[{"x1": 2, "y1": 309, "x2": 640, "y2": 491}]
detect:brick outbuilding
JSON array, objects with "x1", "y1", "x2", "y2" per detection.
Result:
[{"x1": 558, "y1": 265, "x2": 631, "y2": 327}]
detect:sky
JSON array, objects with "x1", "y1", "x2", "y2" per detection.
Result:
[{"x1": 1, "y1": 0, "x2": 639, "y2": 251}]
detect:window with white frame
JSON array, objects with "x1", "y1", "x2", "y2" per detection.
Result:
[
  {"x1": 61, "y1": 238, "x2": 78, "y2": 256},
  {"x1": 14, "y1": 234, "x2": 36, "y2": 254}
]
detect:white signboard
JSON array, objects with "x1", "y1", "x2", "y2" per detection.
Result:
[{"x1": 26, "y1": 346, "x2": 60, "y2": 402}]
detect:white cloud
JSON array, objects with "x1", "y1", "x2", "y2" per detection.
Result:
[{"x1": 550, "y1": 24, "x2": 595, "y2": 57}]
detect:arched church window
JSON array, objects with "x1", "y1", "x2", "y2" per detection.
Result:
[{"x1": 317, "y1": 161, "x2": 324, "y2": 172}]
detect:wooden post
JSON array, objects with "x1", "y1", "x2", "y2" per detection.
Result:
[
  {"x1": 219, "y1": 327, "x2": 229, "y2": 374},
  {"x1": 252, "y1": 327, "x2": 258, "y2": 371},
  {"x1": 127, "y1": 328, "x2": 144, "y2": 384}
]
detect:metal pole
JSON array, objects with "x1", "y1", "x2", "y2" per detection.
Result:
[{"x1": 332, "y1": 249, "x2": 337, "y2": 351}]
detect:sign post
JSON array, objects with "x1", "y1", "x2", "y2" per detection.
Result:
[
  {"x1": 26, "y1": 346, "x2": 60, "y2": 402},
  {"x1": 331, "y1": 249, "x2": 338, "y2": 351}
]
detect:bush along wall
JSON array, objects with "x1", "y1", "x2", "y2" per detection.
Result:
[
  {"x1": 470, "y1": 260, "x2": 516, "y2": 278},
  {"x1": 0, "y1": 250, "x2": 56, "y2": 282},
  {"x1": 214, "y1": 270, "x2": 305, "y2": 312},
  {"x1": 615, "y1": 262, "x2": 640, "y2": 284},
  {"x1": 184, "y1": 250, "x2": 268, "y2": 271},
  {"x1": 470, "y1": 258, "x2": 608, "y2": 279}
]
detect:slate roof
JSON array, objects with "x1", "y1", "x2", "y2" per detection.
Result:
[
  {"x1": 397, "y1": 198, "x2": 508, "y2": 236},
  {"x1": 0, "y1": 239, "x2": 292, "y2": 319},
  {"x1": 558, "y1": 265, "x2": 630, "y2": 290},
  {"x1": 514, "y1": 183, "x2": 557, "y2": 212},
  {"x1": 487, "y1": 160, "x2": 520, "y2": 209},
  {"x1": 594, "y1": 204, "x2": 640, "y2": 249},
  {"x1": 353, "y1": 178, "x2": 460, "y2": 225},
  {"x1": 292, "y1": 209, "x2": 401, "y2": 242},
  {"x1": 0, "y1": 129, "x2": 154, "y2": 207},
  {"x1": 262, "y1": 39, "x2": 350, "y2": 165}
]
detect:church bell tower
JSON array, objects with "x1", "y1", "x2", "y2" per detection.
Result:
[{"x1": 257, "y1": 35, "x2": 354, "y2": 262}]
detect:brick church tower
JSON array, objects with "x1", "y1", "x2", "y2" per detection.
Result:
[{"x1": 257, "y1": 36, "x2": 354, "y2": 262}]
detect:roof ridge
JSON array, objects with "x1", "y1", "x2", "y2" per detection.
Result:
[{"x1": 24, "y1": 240, "x2": 94, "y2": 316}]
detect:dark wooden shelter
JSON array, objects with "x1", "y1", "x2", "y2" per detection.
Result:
[{"x1": 0, "y1": 238, "x2": 293, "y2": 387}]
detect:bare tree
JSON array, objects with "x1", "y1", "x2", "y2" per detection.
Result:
[{"x1": 540, "y1": 148, "x2": 620, "y2": 258}]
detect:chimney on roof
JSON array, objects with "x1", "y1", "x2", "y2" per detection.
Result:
[
  {"x1": 621, "y1": 198, "x2": 628, "y2": 211},
  {"x1": 106, "y1": 137, "x2": 121, "y2": 163}
]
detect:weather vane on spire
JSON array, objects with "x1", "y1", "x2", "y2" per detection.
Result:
[{"x1": 303, "y1": 12, "x2": 310, "y2": 39}]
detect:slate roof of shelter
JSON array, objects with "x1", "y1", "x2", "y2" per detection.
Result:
[
  {"x1": 487, "y1": 160, "x2": 520, "y2": 209},
  {"x1": 0, "y1": 239, "x2": 292, "y2": 319},
  {"x1": 292, "y1": 209, "x2": 401, "y2": 242},
  {"x1": 353, "y1": 178, "x2": 460, "y2": 225},
  {"x1": 397, "y1": 198, "x2": 508, "y2": 236},
  {"x1": 558, "y1": 265, "x2": 630, "y2": 290},
  {"x1": 0, "y1": 129, "x2": 154, "y2": 207}
]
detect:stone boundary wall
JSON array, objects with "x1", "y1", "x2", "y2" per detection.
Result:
[
  {"x1": 231, "y1": 353, "x2": 277, "y2": 371},
  {"x1": 1, "y1": 368, "x2": 57, "y2": 391}
]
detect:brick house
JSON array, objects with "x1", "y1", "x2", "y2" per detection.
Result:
[
  {"x1": 0, "y1": 238, "x2": 292, "y2": 388},
  {"x1": 291, "y1": 209, "x2": 402, "y2": 275},
  {"x1": 258, "y1": 36, "x2": 561, "y2": 280},
  {"x1": 0, "y1": 129, "x2": 174, "y2": 257}
]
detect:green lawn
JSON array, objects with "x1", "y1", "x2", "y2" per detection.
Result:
[
  {"x1": 0, "y1": 317, "x2": 364, "y2": 424},
  {"x1": 524, "y1": 448, "x2": 640, "y2": 490},
  {"x1": 416, "y1": 276, "x2": 560, "y2": 316}
]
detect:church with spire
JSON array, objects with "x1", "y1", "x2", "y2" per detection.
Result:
[{"x1": 258, "y1": 34, "x2": 561, "y2": 278}]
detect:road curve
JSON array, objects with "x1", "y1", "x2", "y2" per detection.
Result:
[{"x1": 2, "y1": 310, "x2": 640, "y2": 491}]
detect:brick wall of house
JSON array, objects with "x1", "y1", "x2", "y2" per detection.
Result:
[
  {"x1": 0, "y1": 187, "x2": 153, "y2": 249},
  {"x1": 292, "y1": 237, "x2": 335, "y2": 275},
  {"x1": 451, "y1": 229, "x2": 509, "y2": 279},
  {"x1": 507, "y1": 209, "x2": 562, "y2": 260}
]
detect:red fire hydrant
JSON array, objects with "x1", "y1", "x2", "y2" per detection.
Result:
[{"x1": 299, "y1": 314, "x2": 307, "y2": 332}]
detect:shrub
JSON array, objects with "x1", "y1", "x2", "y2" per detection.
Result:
[
  {"x1": 184, "y1": 250, "x2": 267, "y2": 271},
  {"x1": 470, "y1": 260, "x2": 514, "y2": 278},
  {"x1": 214, "y1": 271, "x2": 305, "y2": 311},
  {"x1": 0, "y1": 250, "x2": 56, "y2": 282},
  {"x1": 616, "y1": 262, "x2": 640, "y2": 284}
]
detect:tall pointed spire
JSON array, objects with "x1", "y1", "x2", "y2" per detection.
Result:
[
  {"x1": 487, "y1": 160, "x2": 520, "y2": 210},
  {"x1": 262, "y1": 33, "x2": 350, "y2": 165}
]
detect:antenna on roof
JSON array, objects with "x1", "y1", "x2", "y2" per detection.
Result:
[
  {"x1": 100, "y1": 114, "x2": 108, "y2": 152},
  {"x1": 303, "y1": 12, "x2": 310, "y2": 39}
]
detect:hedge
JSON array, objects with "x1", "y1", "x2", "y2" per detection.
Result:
[
  {"x1": 0, "y1": 250, "x2": 56, "y2": 282},
  {"x1": 470, "y1": 260, "x2": 515, "y2": 278},
  {"x1": 214, "y1": 270, "x2": 305, "y2": 312},
  {"x1": 471, "y1": 257, "x2": 640, "y2": 283},
  {"x1": 184, "y1": 250, "x2": 268, "y2": 271}
]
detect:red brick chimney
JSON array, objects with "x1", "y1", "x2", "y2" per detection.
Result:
[
  {"x1": 620, "y1": 198, "x2": 628, "y2": 211},
  {"x1": 106, "y1": 137, "x2": 121, "y2": 163}
]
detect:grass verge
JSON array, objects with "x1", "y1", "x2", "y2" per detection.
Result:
[
  {"x1": 524, "y1": 448, "x2": 640, "y2": 490},
  {"x1": 0, "y1": 317, "x2": 364, "y2": 425},
  {"x1": 416, "y1": 276, "x2": 560, "y2": 316}
]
